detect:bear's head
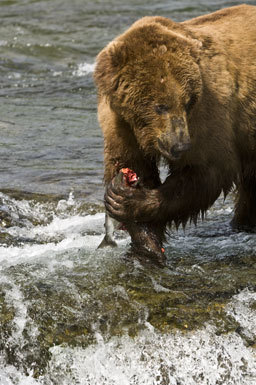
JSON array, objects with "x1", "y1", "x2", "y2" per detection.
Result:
[{"x1": 94, "y1": 21, "x2": 203, "y2": 162}]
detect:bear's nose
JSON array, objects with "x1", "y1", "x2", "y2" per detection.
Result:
[
  {"x1": 157, "y1": 115, "x2": 191, "y2": 160},
  {"x1": 158, "y1": 138, "x2": 191, "y2": 160},
  {"x1": 157, "y1": 131, "x2": 191, "y2": 160}
]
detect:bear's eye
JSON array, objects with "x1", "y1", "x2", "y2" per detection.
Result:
[
  {"x1": 155, "y1": 104, "x2": 169, "y2": 115},
  {"x1": 185, "y1": 95, "x2": 197, "y2": 114}
]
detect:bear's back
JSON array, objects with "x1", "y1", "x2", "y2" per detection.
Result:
[
  {"x1": 183, "y1": 4, "x2": 256, "y2": 70},
  {"x1": 183, "y1": 4, "x2": 256, "y2": 48}
]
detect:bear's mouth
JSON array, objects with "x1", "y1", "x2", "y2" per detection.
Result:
[{"x1": 157, "y1": 138, "x2": 191, "y2": 161}]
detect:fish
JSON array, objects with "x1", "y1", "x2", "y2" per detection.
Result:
[
  {"x1": 97, "y1": 212, "x2": 118, "y2": 248},
  {"x1": 98, "y1": 168, "x2": 166, "y2": 266}
]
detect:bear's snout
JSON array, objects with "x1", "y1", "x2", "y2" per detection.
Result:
[
  {"x1": 171, "y1": 116, "x2": 185, "y2": 131},
  {"x1": 157, "y1": 116, "x2": 191, "y2": 160},
  {"x1": 170, "y1": 142, "x2": 191, "y2": 159}
]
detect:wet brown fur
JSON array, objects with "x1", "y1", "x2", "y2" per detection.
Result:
[{"x1": 94, "y1": 5, "x2": 256, "y2": 233}]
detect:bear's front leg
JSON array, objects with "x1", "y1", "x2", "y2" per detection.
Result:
[
  {"x1": 105, "y1": 176, "x2": 161, "y2": 223},
  {"x1": 97, "y1": 98, "x2": 166, "y2": 263},
  {"x1": 106, "y1": 165, "x2": 226, "y2": 227}
]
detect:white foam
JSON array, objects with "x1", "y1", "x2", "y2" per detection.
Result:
[
  {"x1": 72, "y1": 62, "x2": 95, "y2": 76},
  {"x1": 45, "y1": 324, "x2": 256, "y2": 385},
  {"x1": 0, "y1": 365, "x2": 39, "y2": 385},
  {"x1": 0, "y1": 212, "x2": 105, "y2": 267},
  {"x1": 0, "y1": 192, "x2": 256, "y2": 384},
  {"x1": 226, "y1": 289, "x2": 256, "y2": 339},
  {"x1": 1, "y1": 290, "x2": 256, "y2": 385}
]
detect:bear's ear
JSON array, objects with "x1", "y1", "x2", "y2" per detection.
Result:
[{"x1": 94, "y1": 41, "x2": 127, "y2": 96}]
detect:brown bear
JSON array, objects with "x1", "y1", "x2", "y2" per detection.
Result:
[{"x1": 94, "y1": 4, "x2": 256, "y2": 256}]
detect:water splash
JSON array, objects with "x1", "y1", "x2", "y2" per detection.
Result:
[
  {"x1": 45, "y1": 312, "x2": 256, "y2": 385},
  {"x1": 0, "y1": 192, "x2": 256, "y2": 384},
  {"x1": 72, "y1": 63, "x2": 95, "y2": 77}
]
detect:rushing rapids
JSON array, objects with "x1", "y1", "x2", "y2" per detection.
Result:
[{"x1": 0, "y1": 191, "x2": 256, "y2": 384}]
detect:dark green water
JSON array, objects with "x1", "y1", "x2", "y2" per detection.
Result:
[{"x1": 0, "y1": 1, "x2": 256, "y2": 384}]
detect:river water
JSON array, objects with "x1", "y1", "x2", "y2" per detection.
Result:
[{"x1": 1, "y1": 0, "x2": 256, "y2": 384}]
